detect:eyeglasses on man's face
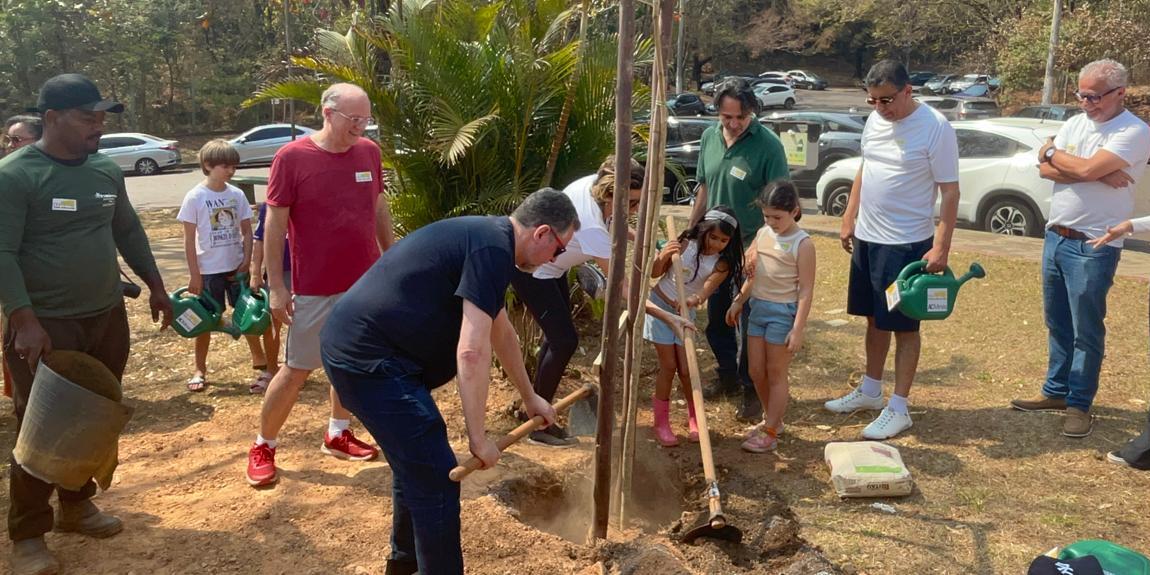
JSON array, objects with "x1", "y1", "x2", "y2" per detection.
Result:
[
  {"x1": 4, "y1": 134, "x2": 33, "y2": 147},
  {"x1": 548, "y1": 226, "x2": 567, "y2": 259},
  {"x1": 1074, "y1": 86, "x2": 1121, "y2": 105},
  {"x1": 866, "y1": 93, "x2": 900, "y2": 106},
  {"x1": 332, "y1": 109, "x2": 372, "y2": 126}
]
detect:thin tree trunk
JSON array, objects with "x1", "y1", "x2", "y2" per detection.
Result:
[{"x1": 591, "y1": 0, "x2": 635, "y2": 543}]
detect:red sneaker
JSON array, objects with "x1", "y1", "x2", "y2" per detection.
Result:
[
  {"x1": 246, "y1": 443, "x2": 277, "y2": 486},
  {"x1": 321, "y1": 429, "x2": 379, "y2": 462}
]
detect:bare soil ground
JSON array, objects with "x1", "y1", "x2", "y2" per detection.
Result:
[{"x1": 4, "y1": 219, "x2": 1150, "y2": 574}]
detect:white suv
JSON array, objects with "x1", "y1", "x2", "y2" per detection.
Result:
[{"x1": 816, "y1": 118, "x2": 1063, "y2": 237}]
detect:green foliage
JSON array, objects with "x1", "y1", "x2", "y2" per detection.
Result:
[{"x1": 248, "y1": 0, "x2": 652, "y2": 234}]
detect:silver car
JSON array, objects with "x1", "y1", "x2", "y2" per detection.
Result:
[
  {"x1": 97, "y1": 133, "x2": 181, "y2": 175},
  {"x1": 916, "y1": 96, "x2": 1000, "y2": 121},
  {"x1": 229, "y1": 124, "x2": 316, "y2": 165}
]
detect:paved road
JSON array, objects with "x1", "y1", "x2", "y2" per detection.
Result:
[{"x1": 125, "y1": 166, "x2": 269, "y2": 209}]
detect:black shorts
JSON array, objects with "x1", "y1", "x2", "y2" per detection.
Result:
[
  {"x1": 847, "y1": 236, "x2": 933, "y2": 332},
  {"x1": 202, "y1": 272, "x2": 241, "y2": 311}
]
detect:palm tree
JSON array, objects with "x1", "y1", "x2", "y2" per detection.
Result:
[{"x1": 245, "y1": 0, "x2": 652, "y2": 235}]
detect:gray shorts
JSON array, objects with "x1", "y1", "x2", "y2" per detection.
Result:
[{"x1": 286, "y1": 293, "x2": 343, "y2": 371}]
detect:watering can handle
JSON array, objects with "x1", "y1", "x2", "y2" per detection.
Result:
[{"x1": 896, "y1": 260, "x2": 954, "y2": 283}]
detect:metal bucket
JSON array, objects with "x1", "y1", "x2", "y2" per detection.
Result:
[{"x1": 12, "y1": 351, "x2": 134, "y2": 491}]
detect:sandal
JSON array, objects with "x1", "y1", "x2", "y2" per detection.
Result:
[
  {"x1": 249, "y1": 371, "x2": 273, "y2": 395},
  {"x1": 187, "y1": 375, "x2": 207, "y2": 392}
]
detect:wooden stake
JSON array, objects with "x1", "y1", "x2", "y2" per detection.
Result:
[
  {"x1": 617, "y1": 0, "x2": 672, "y2": 528},
  {"x1": 591, "y1": 0, "x2": 635, "y2": 542}
]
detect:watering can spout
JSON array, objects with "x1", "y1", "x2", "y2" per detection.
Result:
[{"x1": 957, "y1": 262, "x2": 986, "y2": 286}]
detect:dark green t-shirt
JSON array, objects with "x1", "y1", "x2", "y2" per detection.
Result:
[
  {"x1": 697, "y1": 121, "x2": 789, "y2": 244},
  {"x1": 0, "y1": 146, "x2": 158, "y2": 319}
]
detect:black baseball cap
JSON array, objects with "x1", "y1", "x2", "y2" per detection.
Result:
[
  {"x1": 1027, "y1": 555, "x2": 1104, "y2": 575},
  {"x1": 32, "y1": 73, "x2": 124, "y2": 114}
]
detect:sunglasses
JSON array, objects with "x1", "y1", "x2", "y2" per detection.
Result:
[
  {"x1": 865, "y1": 95, "x2": 898, "y2": 106},
  {"x1": 4, "y1": 134, "x2": 32, "y2": 146},
  {"x1": 1073, "y1": 86, "x2": 1121, "y2": 104},
  {"x1": 547, "y1": 227, "x2": 567, "y2": 259}
]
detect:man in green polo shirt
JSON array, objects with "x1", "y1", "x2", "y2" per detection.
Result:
[
  {"x1": 0, "y1": 73, "x2": 173, "y2": 575},
  {"x1": 688, "y1": 77, "x2": 788, "y2": 422}
]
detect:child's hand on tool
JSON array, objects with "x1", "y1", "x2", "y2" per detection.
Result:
[
  {"x1": 469, "y1": 436, "x2": 501, "y2": 470},
  {"x1": 521, "y1": 392, "x2": 557, "y2": 429}
]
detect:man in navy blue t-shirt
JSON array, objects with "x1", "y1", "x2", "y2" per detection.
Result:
[{"x1": 320, "y1": 188, "x2": 580, "y2": 575}]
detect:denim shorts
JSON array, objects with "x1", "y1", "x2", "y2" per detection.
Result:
[
  {"x1": 643, "y1": 291, "x2": 695, "y2": 346},
  {"x1": 746, "y1": 297, "x2": 797, "y2": 345}
]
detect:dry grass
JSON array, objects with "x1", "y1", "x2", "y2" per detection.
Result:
[{"x1": 6, "y1": 215, "x2": 1150, "y2": 574}]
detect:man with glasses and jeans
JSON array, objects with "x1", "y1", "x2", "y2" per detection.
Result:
[
  {"x1": 508, "y1": 155, "x2": 644, "y2": 447},
  {"x1": 245, "y1": 82, "x2": 396, "y2": 487},
  {"x1": 825, "y1": 60, "x2": 960, "y2": 440},
  {"x1": 688, "y1": 77, "x2": 788, "y2": 422},
  {"x1": 1010, "y1": 59, "x2": 1150, "y2": 438}
]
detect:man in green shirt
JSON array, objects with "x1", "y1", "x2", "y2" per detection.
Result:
[
  {"x1": 1, "y1": 73, "x2": 173, "y2": 575},
  {"x1": 688, "y1": 78, "x2": 789, "y2": 422}
]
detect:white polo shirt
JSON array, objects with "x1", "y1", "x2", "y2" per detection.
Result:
[
  {"x1": 1048, "y1": 109, "x2": 1150, "y2": 247},
  {"x1": 855, "y1": 104, "x2": 959, "y2": 245},
  {"x1": 533, "y1": 175, "x2": 613, "y2": 280}
]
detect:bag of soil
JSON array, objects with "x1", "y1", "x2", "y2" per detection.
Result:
[{"x1": 824, "y1": 441, "x2": 913, "y2": 498}]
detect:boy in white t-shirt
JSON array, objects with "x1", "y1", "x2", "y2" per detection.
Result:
[
  {"x1": 1011, "y1": 59, "x2": 1150, "y2": 439},
  {"x1": 177, "y1": 139, "x2": 263, "y2": 392}
]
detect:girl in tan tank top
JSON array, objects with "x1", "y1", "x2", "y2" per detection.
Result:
[{"x1": 725, "y1": 182, "x2": 817, "y2": 453}]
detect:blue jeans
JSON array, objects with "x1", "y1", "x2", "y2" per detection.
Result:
[
  {"x1": 706, "y1": 273, "x2": 751, "y2": 388},
  {"x1": 1041, "y1": 230, "x2": 1120, "y2": 411},
  {"x1": 323, "y1": 354, "x2": 463, "y2": 575}
]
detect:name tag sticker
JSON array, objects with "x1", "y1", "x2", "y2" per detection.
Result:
[
  {"x1": 729, "y1": 166, "x2": 747, "y2": 181},
  {"x1": 52, "y1": 198, "x2": 77, "y2": 212},
  {"x1": 355, "y1": 171, "x2": 373, "y2": 183}
]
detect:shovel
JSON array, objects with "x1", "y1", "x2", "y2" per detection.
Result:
[
  {"x1": 665, "y1": 216, "x2": 743, "y2": 545},
  {"x1": 450, "y1": 383, "x2": 597, "y2": 482}
]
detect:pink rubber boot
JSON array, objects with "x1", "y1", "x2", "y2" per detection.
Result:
[
  {"x1": 652, "y1": 398, "x2": 680, "y2": 447},
  {"x1": 687, "y1": 398, "x2": 700, "y2": 443}
]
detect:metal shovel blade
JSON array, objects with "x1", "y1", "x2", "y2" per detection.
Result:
[
  {"x1": 681, "y1": 514, "x2": 744, "y2": 544},
  {"x1": 567, "y1": 389, "x2": 598, "y2": 436}
]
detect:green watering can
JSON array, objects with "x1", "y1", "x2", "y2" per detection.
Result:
[
  {"x1": 231, "y1": 273, "x2": 271, "y2": 336},
  {"x1": 885, "y1": 261, "x2": 986, "y2": 321},
  {"x1": 1059, "y1": 539, "x2": 1150, "y2": 575},
  {"x1": 169, "y1": 287, "x2": 240, "y2": 339}
]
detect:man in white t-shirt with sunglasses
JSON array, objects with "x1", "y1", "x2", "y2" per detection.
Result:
[{"x1": 1011, "y1": 59, "x2": 1150, "y2": 438}]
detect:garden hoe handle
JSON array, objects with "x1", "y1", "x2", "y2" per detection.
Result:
[
  {"x1": 666, "y1": 216, "x2": 727, "y2": 527},
  {"x1": 449, "y1": 383, "x2": 596, "y2": 482}
]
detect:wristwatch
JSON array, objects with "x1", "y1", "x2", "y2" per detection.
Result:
[{"x1": 1043, "y1": 146, "x2": 1057, "y2": 163}]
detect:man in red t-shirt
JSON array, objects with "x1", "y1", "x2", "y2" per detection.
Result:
[{"x1": 246, "y1": 83, "x2": 395, "y2": 487}]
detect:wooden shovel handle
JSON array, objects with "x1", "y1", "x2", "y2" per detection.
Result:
[
  {"x1": 665, "y1": 216, "x2": 725, "y2": 516},
  {"x1": 449, "y1": 383, "x2": 596, "y2": 482}
]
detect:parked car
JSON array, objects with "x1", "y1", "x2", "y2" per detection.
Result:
[
  {"x1": 701, "y1": 81, "x2": 716, "y2": 96},
  {"x1": 786, "y1": 70, "x2": 828, "y2": 90},
  {"x1": 760, "y1": 111, "x2": 867, "y2": 194},
  {"x1": 661, "y1": 116, "x2": 717, "y2": 204},
  {"x1": 1012, "y1": 105, "x2": 1083, "y2": 122},
  {"x1": 953, "y1": 84, "x2": 994, "y2": 99},
  {"x1": 97, "y1": 133, "x2": 181, "y2": 175},
  {"x1": 921, "y1": 74, "x2": 959, "y2": 95},
  {"x1": 753, "y1": 83, "x2": 797, "y2": 110},
  {"x1": 666, "y1": 92, "x2": 707, "y2": 116},
  {"x1": 916, "y1": 96, "x2": 1000, "y2": 121},
  {"x1": 750, "y1": 77, "x2": 789, "y2": 88},
  {"x1": 947, "y1": 74, "x2": 992, "y2": 94},
  {"x1": 758, "y1": 71, "x2": 794, "y2": 87},
  {"x1": 229, "y1": 124, "x2": 317, "y2": 165},
  {"x1": 816, "y1": 118, "x2": 1063, "y2": 237},
  {"x1": 909, "y1": 71, "x2": 937, "y2": 87}
]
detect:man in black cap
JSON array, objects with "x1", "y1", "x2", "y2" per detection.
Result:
[{"x1": 0, "y1": 73, "x2": 173, "y2": 575}]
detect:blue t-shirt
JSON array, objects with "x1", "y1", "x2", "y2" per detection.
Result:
[
  {"x1": 320, "y1": 216, "x2": 516, "y2": 389},
  {"x1": 253, "y1": 203, "x2": 291, "y2": 272}
]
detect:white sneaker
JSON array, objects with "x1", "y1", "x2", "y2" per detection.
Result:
[
  {"x1": 824, "y1": 387, "x2": 885, "y2": 413},
  {"x1": 862, "y1": 408, "x2": 913, "y2": 440}
]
